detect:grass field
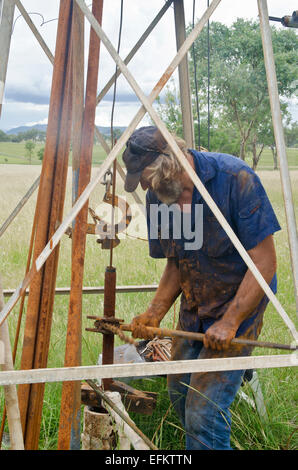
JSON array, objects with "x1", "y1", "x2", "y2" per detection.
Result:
[
  {"x1": 246, "y1": 147, "x2": 297, "y2": 170},
  {"x1": 0, "y1": 141, "x2": 297, "y2": 169},
  {"x1": 0, "y1": 141, "x2": 108, "y2": 166},
  {"x1": 0, "y1": 163, "x2": 297, "y2": 450}
]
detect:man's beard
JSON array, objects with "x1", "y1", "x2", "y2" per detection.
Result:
[{"x1": 154, "y1": 179, "x2": 183, "y2": 205}]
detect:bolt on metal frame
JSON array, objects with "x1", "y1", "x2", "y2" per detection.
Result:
[{"x1": 0, "y1": 0, "x2": 297, "y2": 449}]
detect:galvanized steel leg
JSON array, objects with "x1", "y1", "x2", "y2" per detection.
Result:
[
  {"x1": 173, "y1": 0, "x2": 195, "y2": 147},
  {"x1": 258, "y1": 0, "x2": 298, "y2": 312},
  {"x1": 0, "y1": 277, "x2": 24, "y2": 450},
  {"x1": 0, "y1": 0, "x2": 15, "y2": 117}
]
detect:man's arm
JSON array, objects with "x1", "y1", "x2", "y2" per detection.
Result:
[
  {"x1": 130, "y1": 258, "x2": 181, "y2": 338},
  {"x1": 203, "y1": 235, "x2": 277, "y2": 351}
]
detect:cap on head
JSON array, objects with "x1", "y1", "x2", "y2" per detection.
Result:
[{"x1": 122, "y1": 126, "x2": 168, "y2": 192}]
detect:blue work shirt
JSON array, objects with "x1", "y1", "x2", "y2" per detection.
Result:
[{"x1": 146, "y1": 150, "x2": 281, "y2": 335}]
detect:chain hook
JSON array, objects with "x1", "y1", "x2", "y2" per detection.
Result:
[{"x1": 102, "y1": 169, "x2": 113, "y2": 198}]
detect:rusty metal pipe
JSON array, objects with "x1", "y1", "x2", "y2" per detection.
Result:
[
  {"x1": 71, "y1": 1, "x2": 85, "y2": 206},
  {"x1": 58, "y1": 0, "x2": 104, "y2": 450},
  {"x1": 24, "y1": 40, "x2": 74, "y2": 450},
  {"x1": 102, "y1": 267, "x2": 116, "y2": 390},
  {"x1": 120, "y1": 324, "x2": 297, "y2": 352},
  {"x1": 17, "y1": 0, "x2": 74, "y2": 449}
]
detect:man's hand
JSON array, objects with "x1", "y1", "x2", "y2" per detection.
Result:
[
  {"x1": 130, "y1": 310, "x2": 161, "y2": 339},
  {"x1": 130, "y1": 258, "x2": 181, "y2": 340},
  {"x1": 203, "y1": 319, "x2": 238, "y2": 351}
]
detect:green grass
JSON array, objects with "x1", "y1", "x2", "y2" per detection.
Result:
[
  {"x1": 1, "y1": 141, "x2": 297, "y2": 169},
  {"x1": 245, "y1": 147, "x2": 298, "y2": 170},
  {"x1": 0, "y1": 141, "x2": 118, "y2": 166},
  {"x1": 0, "y1": 141, "x2": 45, "y2": 165},
  {"x1": 0, "y1": 165, "x2": 297, "y2": 450}
]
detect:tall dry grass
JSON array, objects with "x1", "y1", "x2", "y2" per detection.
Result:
[{"x1": 0, "y1": 165, "x2": 297, "y2": 449}]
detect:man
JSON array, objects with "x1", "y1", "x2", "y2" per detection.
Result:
[{"x1": 122, "y1": 126, "x2": 281, "y2": 450}]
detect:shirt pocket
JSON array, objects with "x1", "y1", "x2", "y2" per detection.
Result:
[
  {"x1": 236, "y1": 199, "x2": 263, "y2": 249},
  {"x1": 201, "y1": 214, "x2": 234, "y2": 258}
]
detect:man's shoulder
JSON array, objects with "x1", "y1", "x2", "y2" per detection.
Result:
[
  {"x1": 146, "y1": 188, "x2": 161, "y2": 205},
  {"x1": 199, "y1": 151, "x2": 254, "y2": 178}
]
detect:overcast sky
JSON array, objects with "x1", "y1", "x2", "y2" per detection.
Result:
[{"x1": 0, "y1": 0, "x2": 297, "y2": 131}]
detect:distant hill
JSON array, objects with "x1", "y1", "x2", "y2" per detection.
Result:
[
  {"x1": 6, "y1": 124, "x2": 47, "y2": 135},
  {"x1": 7, "y1": 124, "x2": 126, "y2": 137}
]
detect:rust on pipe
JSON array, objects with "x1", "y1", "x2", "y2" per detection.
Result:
[
  {"x1": 24, "y1": 46, "x2": 74, "y2": 450},
  {"x1": 71, "y1": 0, "x2": 85, "y2": 206},
  {"x1": 17, "y1": 0, "x2": 74, "y2": 450},
  {"x1": 58, "y1": 0, "x2": 104, "y2": 450},
  {"x1": 120, "y1": 324, "x2": 297, "y2": 352},
  {"x1": 102, "y1": 267, "x2": 116, "y2": 390}
]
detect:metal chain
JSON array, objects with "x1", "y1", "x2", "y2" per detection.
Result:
[
  {"x1": 102, "y1": 169, "x2": 113, "y2": 197},
  {"x1": 100, "y1": 320, "x2": 137, "y2": 346}
]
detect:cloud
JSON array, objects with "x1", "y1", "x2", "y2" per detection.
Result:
[
  {"x1": 102, "y1": 92, "x2": 140, "y2": 103},
  {"x1": 5, "y1": 88, "x2": 50, "y2": 105},
  {"x1": 1, "y1": 0, "x2": 297, "y2": 131},
  {"x1": 0, "y1": 101, "x2": 49, "y2": 131}
]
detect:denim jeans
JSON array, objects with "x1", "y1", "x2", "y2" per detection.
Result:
[{"x1": 167, "y1": 314, "x2": 264, "y2": 450}]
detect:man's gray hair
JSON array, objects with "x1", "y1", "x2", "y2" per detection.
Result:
[{"x1": 145, "y1": 135, "x2": 187, "y2": 192}]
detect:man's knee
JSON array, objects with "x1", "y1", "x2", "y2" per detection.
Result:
[{"x1": 168, "y1": 373, "x2": 190, "y2": 398}]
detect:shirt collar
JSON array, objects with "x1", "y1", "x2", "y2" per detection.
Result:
[
  {"x1": 188, "y1": 149, "x2": 216, "y2": 184},
  {"x1": 188, "y1": 149, "x2": 216, "y2": 203}
]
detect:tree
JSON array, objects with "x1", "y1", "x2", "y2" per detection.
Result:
[
  {"x1": 10, "y1": 133, "x2": 22, "y2": 143},
  {"x1": 154, "y1": 20, "x2": 297, "y2": 169},
  {"x1": 0, "y1": 130, "x2": 10, "y2": 142},
  {"x1": 154, "y1": 79, "x2": 184, "y2": 138},
  {"x1": 37, "y1": 147, "x2": 45, "y2": 161},
  {"x1": 154, "y1": 80, "x2": 241, "y2": 154},
  {"x1": 285, "y1": 122, "x2": 298, "y2": 148},
  {"x1": 248, "y1": 102, "x2": 290, "y2": 170},
  {"x1": 188, "y1": 19, "x2": 298, "y2": 161},
  {"x1": 25, "y1": 140, "x2": 35, "y2": 164},
  {"x1": 23, "y1": 129, "x2": 39, "y2": 141}
]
